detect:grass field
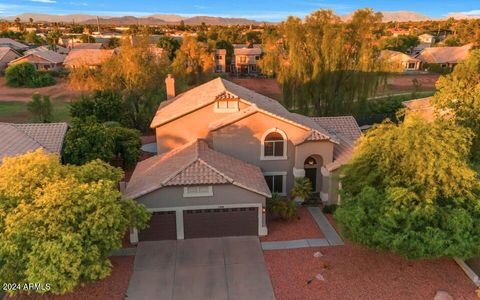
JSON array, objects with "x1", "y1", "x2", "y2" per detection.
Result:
[{"x1": 0, "y1": 101, "x2": 71, "y2": 123}]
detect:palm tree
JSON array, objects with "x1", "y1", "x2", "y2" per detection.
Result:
[{"x1": 291, "y1": 177, "x2": 312, "y2": 203}]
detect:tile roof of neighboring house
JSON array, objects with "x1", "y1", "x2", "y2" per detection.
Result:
[
  {"x1": 10, "y1": 50, "x2": 66, "y2": 65},
  {"x1": 312, "y1": 116, "x2": 362, "y2": 171},
  {"x1": 0, "y1": 47, "x2": 19, "y2": 61},
  {"x1": 152, "y1": 78, "x2": 337, "y2": 143},
  {"x1": 416, "y1": 44, "x2": 473, "y2": 64},
  {"x1": 72, "y1": 43, "x2": 103, "y2": 49},
  {"x1": 0, "y1": 122, "x2": 68, "y2": 162},
  {"x1": 234, "y1": 47, "x2": 262, "y2": 55},
  {"x1": 0, "y1": 38, "x2": 29, "y2": 50},
  {"x1": 64, "y1": 49, "x2": 115, "y2": 67},
  {"x1": 24, "y1": 45, "x2": 69, "y2": 55},
  {"x1": 124, "y1": 139, "x2": 271, "y2": 199},
  {"x1": 380, "y1": 50, "x2": 421, "y2": 63}
]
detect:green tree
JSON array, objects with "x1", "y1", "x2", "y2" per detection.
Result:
[
  {"x1": 262, "y1": 9, "x2": 390, "y2": 116},
  {"x1": 108, "y1": 37, "x2": 120, "y2": 49},
  {"x1": 215, "y1": 39, "x2": 234, "y2": 65},
  {"x1": 335, "y1": 117, "x2": 480, "y2": 259},
  {"x1": 46, "y1": 31, "x2": 62, "y2": 51},
  {"x1": 63, "y1": 117, "x2": 115, "y2": 165},
  {"x1": 5, "y1": 62, "x2": 55, "y2": 88},
  {"x1": 70, "y1": 90, "x2": 128, "y2": 125},
  {"x1": 157, "y1": 36, "x2": 180, "y2": 61},
  {"x1": 291, "y1": 177, "x2": 312, "y2": 202},
  {"x1": 172, "y1": 36, "x2": 214, "y2": 86},
  {"x1": 28, "y1": 93, "x2": 53, "y2": 123},
  {"x1": 0, "y1": 150, "x2": 150, "y2": 295},
  {"x1": 432, "y1": 50, "x2": 480, "y2": 164},
  {"x1": 107, "y1": 123, "x2": 142, "y2": 168},
  {"x1": 382, "y1": 35, "x2": 420, "y2": 53},
  {"x1": 245, "y1": 30, "x2": 261, "y2": 46}
]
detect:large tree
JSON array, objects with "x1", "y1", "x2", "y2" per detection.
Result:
[
  {"x1": 261, "y1": 9, "x2": 391, "y2": 116},
  {"x1": 0, "y1": 150, "x2": 150, "y2": 295},
  {"x1": 431, "y1": 50, "x2": 480, "y2": 164},
  {"x1": 172, "y1": 36, "x2": 214, "y2": 86},
  {"x1": 335, "y1": 117, "x2": 480, "y2": 259}
]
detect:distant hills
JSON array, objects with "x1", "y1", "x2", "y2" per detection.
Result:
[
  {"x1": 3, "y1": 13, "x2": 263, "y2": 25},
  {"x1": 3, "y1": 10, "x2": 480, "y2": 25}
]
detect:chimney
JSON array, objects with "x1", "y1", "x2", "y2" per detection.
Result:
[{"x1": 165, "y1": 74, "x2": 175, "y2": 99}]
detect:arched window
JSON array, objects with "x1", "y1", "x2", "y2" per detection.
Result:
[{"x1": 261, "y1": 129, "x2": 287, "y2": 160}]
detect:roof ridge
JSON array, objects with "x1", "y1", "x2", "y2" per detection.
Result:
[{"x1": 10, "y1": 124, "x2": 45, "y2": 149}]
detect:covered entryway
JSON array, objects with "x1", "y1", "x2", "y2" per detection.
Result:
[
  {"x1": 183, "y1": 207, "x2": 258, "y2": 239},
  {"x1": 138, "y1": 211, "x2": 177, "y2": 241},
  {"x1": 304, "y1": 155, "x2": 323, "y2": 192}
]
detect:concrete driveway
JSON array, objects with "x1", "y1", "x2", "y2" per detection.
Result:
[{"x1": 126, "y1": 236, "x2": 275, "y2": 300}]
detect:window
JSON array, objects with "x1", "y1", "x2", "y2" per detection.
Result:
[
  {"x1": 216, "y1": 65, "x2": 223, "y2": 72},
  {"x1": 214, "y1": 99, "x2": 239, "y2": 112},
  {"x1": 215, "y1": 55, "x2": 222, "y2": 60},
  {"x1": 183, "y1": 186, "x2": 213, "y2": 197},
  {"x1": 239, "y1": 56, "x2": 247, "y2": 63},
  {"x1": 408, "y1": 62, "x2": 416, "y2": 69},
  {"x1": 264, "y1": 172, "x2": 286, "y2": 195},
  {"x1": 255, "y1": 55, "x2": 260, "y2": 60},
  {"x1": 261, "y1": 129, "x2": 287, "y2": 160}
]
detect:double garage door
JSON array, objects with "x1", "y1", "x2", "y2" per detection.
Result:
[{"x1": 138, "y1": 207, "x2": 258, "y2": 241}]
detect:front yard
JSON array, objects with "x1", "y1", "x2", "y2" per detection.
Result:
[
  {"x1": 9, "y1": 256, "x2": 134, "y2": 300},
  {"x1": 263, "y1": 213, "x2": 477, "y2": 300}
]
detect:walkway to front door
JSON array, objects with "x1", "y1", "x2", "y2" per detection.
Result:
[{"x1": 126, "y1": 236, "x2": 275, "y2": 300}]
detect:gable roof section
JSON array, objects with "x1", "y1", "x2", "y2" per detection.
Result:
[
  {"x1": 0, "y1": 122, "x2": 68, "y2": 162},
  {"x1": 10, "y1": 50, "x2": 65, "y2": 65},
  {"x1": 124, "y1": 139, "x2": 271, "y2": 199},
  {"x1": 151, "y1": 78, "x2": 336, "y2": 143},
  {"x1": 0, "y1": 38, "x2": 28, "y2": 50},
  {"x1": 416, "y1": 44, "x2": 473, "y2": 64},
  {"x1": 312, "y1": 116, "x2": 362, "y2": 172},
  {"x1": 0, "y1": 47, "x2": 20, "y2": 61}
]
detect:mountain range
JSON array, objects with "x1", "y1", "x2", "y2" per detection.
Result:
[{"x1": 3, "y1": 11, "x2": 480, "y2": 25}]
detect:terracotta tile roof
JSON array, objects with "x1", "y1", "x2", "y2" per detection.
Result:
[
  {"x1": 311, "y1": 117, "x2": 362, "y2": 172},
  {"x1": 0, "y1": 122, "x2": 68, "y2": 162},
  {"x1": 124, "y1": 139, "x2": 271, "y2": 199},
  {"x1": 152, "y1": 78, "x2": 336, "y2": 143},
  {"x1": 0, "y1": 38, "x2": 28, "y2": 50},
  {"x1": 0, "y1": 47, "x2": 19, "y2": 61},
  {"x1": 312, "y1": 116, "x2": 362, "y2": 142},
  {"x1": 416, "y1": 44, "x2": 473, "y2": 64},
  {"x1": 72, "y1": 43, "x2": 103, "y2": 50},
  {"x1": 64, "y1": 49, "x2": 114, "y2": 67},
  {"x1": 10, "y1": 50, "x2": 66, "y2": 64},
  {"x1": 380, "y1": 50, "x2": 421, "y2": 63}
]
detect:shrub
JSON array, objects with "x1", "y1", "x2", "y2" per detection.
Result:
[
  {"x1": 5, "y1": 62, "x2": 55, "y2": 88},
  {"x1": 107, "y1": 123, "x2": 142, "y2": 168},
  {"x1": 70, "y1": 90, "x2": 128, "y2": 126},
  {"x1": 268, "y1": 194, "x2": 298, "y2": 221},
  {"x1": 322, "y1": 204, "x2": 337, "y2": 214},
  {"x1": 27, "y1": 93, "x2": 53, "y2": 123},
  {"x1": 0, "y1": 150, "x2": 150, "y2": 295},
  {"x1": 291, "y1": 177, "x2": 312, "y2": 202}
]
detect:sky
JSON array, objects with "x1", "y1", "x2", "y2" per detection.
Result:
[{"x1": 1, "y1": 0, "x2": 479, "y2": 21}]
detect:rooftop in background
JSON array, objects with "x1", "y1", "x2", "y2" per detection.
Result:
[
  {"x1": 416, "y1": 44, "x2": 474, "y2": 64},
  {"x1": 0, "y1": 38, "x2": 29, "y2": 51},
  {"x1": 0, "y1": 122, "x2": 68, "y2": 163}
]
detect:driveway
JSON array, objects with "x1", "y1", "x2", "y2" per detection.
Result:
[{"x1": 126, "y1": 236, "x2": 275, "y2": 300}]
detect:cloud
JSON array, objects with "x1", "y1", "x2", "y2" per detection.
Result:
[
  {"x1": 30, "y1": 0, "x2": 57, "y2": 3},
  {"x1": 446, "y1": 9, "x2": 480, "y2": 16}
]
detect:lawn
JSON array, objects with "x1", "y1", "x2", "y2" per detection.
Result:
[{"x1": 0, "y1": 101, "x2": 71, "y2": 123}]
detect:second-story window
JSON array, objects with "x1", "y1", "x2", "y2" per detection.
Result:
[
  {"x1": 261, "y1": 129, "x2": 287, "y2": 160},
  {"x1": 239, "y1": 56, "x2": 247, "y2": 63}
]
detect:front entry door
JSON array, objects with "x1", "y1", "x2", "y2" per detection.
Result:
[{"x1": 305, "y1": 168, "x2": 317, "y2": 191}]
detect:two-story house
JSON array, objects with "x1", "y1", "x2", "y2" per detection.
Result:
[
  {"x1": 214, "y1": 49, "x2": 227, "y2": 73},
  {"x1": 124, "y1": 76, "x2": 361, "y2": 242},
  {"x1": 231, "y1": 46, "x2": 262, "y2": 75}
]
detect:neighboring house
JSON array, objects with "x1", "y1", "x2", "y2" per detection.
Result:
[
  {"x1": 25, "y1": 45, "x2": 69, "y2": 55},
  {"x1": 9, "y1": 50, "x2": 66, "y2": 71},
  {"x1": 0, "y1": 123, "x2": 68, "y2": 163},
  {"x1": 63, "y1": 49, "x2": 115, "y2": 69},
  {"x1": 71, "y1": 43, "x2": 104, "y2": 50},
  {"x1": 380, "y1": 50, "x2": 421, "y2": 71},
  {"x1": 416, "y1": 43, "x2": 474, "y2": 69},
  {"x1": 124, "y1": 77, "x2": 361, "y2": 242},
  {"x1": 0, "y1": 38, "x2": 29, "y2": 51},
  {"x1": 214, "y1": 49, "x2": 227, "y2": 73},
  {"x1": 231, "y1": 46, "x2": 262, "y2": 75},
  {"x1": 418, "y1": 33, "x2": 435, "y2": 46},
  {"x1": 0, "y1": 47, "x2": 21, "y2": 71}
]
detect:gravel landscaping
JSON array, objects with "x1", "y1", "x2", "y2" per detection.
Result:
[
  {"x1": 261, "y1": 207, "x2": 324, "y2": 242},
  {"x1": 264, "y1": 215, "x2": 477, "y2": 300},
  {"x1": 9, "y1": 256, "x2": 134, "y2": 300}
]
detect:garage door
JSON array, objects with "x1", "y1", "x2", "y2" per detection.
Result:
[
  {"x1": 138, "y1": 211, "x2": 176, "y2": 241},
  {"x1": 183, "y1": 207, "x2": 258, "y2": 239}
]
